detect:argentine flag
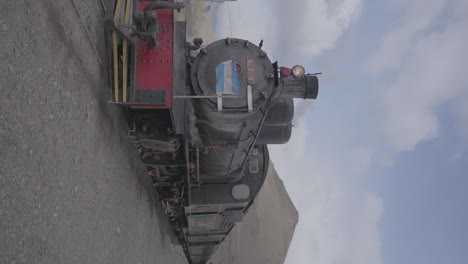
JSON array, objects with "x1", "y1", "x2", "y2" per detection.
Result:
[{"x1": 216, "y1": 60, "x2": 240, "y2": 95}]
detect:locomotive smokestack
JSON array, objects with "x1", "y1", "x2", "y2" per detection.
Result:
[{"x1": 280, "y1": 75, "x2": 319, "y2": 99}]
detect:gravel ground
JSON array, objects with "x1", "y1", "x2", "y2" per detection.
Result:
[{"x1": 0, "y1": 1, "x2": 187, "y2": 263}]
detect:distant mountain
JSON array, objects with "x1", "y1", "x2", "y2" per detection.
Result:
[{"x1": 208, "y1": 163, "x2": 299, "y2": 264}]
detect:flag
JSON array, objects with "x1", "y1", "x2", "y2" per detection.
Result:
[{"x1": 215, "y1": 60, "x2": 240, "y2": 95}]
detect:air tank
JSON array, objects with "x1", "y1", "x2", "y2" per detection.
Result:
[
  {"x1": 264, "y1": 98, "x2": 294, "y2": 126},
  {"x1": 257, "y1": 124, "x2": 293, "y2": 145}
]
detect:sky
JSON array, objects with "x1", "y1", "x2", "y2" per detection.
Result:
[{"x1": 209, "y1": 0, "x2": 468, "y2": 263}]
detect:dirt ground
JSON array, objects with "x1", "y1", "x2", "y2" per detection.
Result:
[{"x1": 0, "y1": 1, "x2": 187, "y2": 263}]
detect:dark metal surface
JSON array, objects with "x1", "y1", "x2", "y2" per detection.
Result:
[
  {"x1": 143, "y1": 0, "x2": 185, "y2": 12},
  {"x1": 305, "y1": 75, "x2": 320, "y2": 99},
  {"x1": 264, "y1": 98, "x2": 294, "y2": 126},
  {"x1": 172, "y1": 20, "x2": 187, "y2": 134},
  {"x1": 134, "y1": 1, "x2": 184, "y2": 46},
  {"x1": 280, "y1": 75, "x2": 319, "y2": 99},
  {"x1": 191, "y1": 38, "x2": 275, "y2": 110},
  {"x1": 183, "y1": 145, "x2": 270, "y2": 264},
  {"x1": 134, "y1": 89, "x2": 167, "y2": 104},
  {"x1": 189, "y1": 145, "x2": 269, "y2": 207},
  {"x1": 257, "y1": 124, "x2": 293, "y2": 145}
]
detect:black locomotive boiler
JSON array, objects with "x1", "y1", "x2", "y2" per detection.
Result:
[{"x1": 104, "y1": 1, "x2": 319, "y2": 263}]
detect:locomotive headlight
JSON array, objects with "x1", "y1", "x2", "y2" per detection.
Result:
[{"x1": 292, "y1": 65, "x2": 305, "y2": 79}]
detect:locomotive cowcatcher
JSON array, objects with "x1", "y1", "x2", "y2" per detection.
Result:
[{"x1": 103, "y1": 1, "x2": 319, "y2": 263}]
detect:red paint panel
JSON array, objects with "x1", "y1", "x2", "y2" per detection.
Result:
[{"x1": 135, "y1": 1, "x2": 174, "y2": 108}]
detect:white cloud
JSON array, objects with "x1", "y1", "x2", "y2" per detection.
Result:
[
  {"x1": 270, "y1": 115, "x2": 383, "y2": 264},
  {"x1": 365, "y1": 0, "x2": 446, "y2": 74},
  {"x1": 266, "y1": 0, "x2": 468, "y2": 263},
  {"x1": 210, "y1": 1, "x2": 384, "y2": 263},
  {"x1": 367, "y1": 0, "x2": 468, "y2": 153},
  {"x1": 455, "y1": 98, "x2": 468, "y2": 144},
  {"x1": 214, "y1": 0, "x2": 363, "y2": 64},
  {"x1": 243, "y1": 0, "x2": 468, "y2": 263}
]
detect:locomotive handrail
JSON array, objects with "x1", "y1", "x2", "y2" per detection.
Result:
[
  {"x1": 234, "y1": 83, "x2": 286, "y2": 178},
  {"x1": 103, "y1": 0, "x2": 136, "y2": 103}
]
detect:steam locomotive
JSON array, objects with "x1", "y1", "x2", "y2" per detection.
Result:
[{"x1": 103, "y1": 1, "x2": 318, "y2": 263}]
